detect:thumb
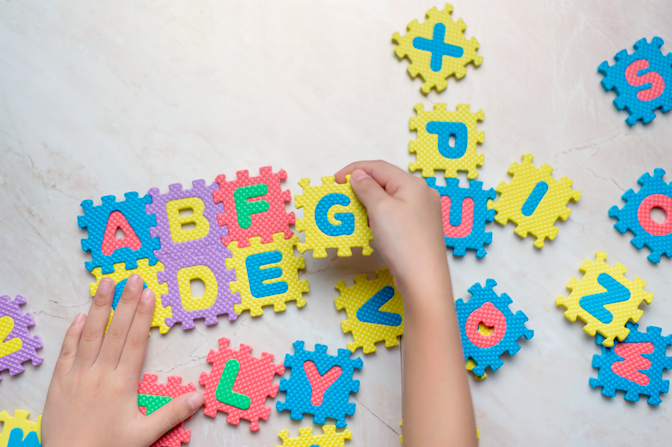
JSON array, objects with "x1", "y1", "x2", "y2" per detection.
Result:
[
  {"x1": 142, "y1": 392, "x2": 204, "y2": 443},
  {"x1": 349, "y1": 169, "x2": 389, "y2": 211}
]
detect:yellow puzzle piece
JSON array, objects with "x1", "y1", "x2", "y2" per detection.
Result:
[
  {"x1": 392, "y1": 4, "x2": 483, "y2": 94},
  {"x1": 409, "y1": 103, "x2": 485, "y2": 179},
  {"x1": 556, "y1": 251, "x2": 654, "y2": 347},
  {"x1": 227, "y1": 233, "x2": 309, "y2": 317},
  {"x1": 90, "y1": 259, "x2": 172, "y2": 334},
  {"x1": 491, "y1": 154, "x2": 581, "y2": 248},
  {"x1": 334, "y1": 269, "x2": 404, "y2": 354},
  {"x1": 0, "y1": 409, "x2": 41, "y2": 446},
  {"x1": 277, "y1": 425, "x2": 352, "y2": 447},
  {"x1": 295, "y1": 176, "x2": 373, "y2": 258}
]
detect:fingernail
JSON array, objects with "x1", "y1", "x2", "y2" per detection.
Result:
[
  {"x1": 351, "y1": 169, "x2": 370, "y2": 183},
  {"x1": 128, "y1": 274, "x2": 141, "y2": 288},
  {"x1": 99, "y1": 278, "x2": 114, "y2": 293},
  {"x1": 74, "y1": 313, "x2": 86, "y2": 325},
  {"x1": 188, "y1": 393, "x2": 205, "y2": 410},
  {"x1": 141, "y1": 289, "x2": 155, "y2": 303}
]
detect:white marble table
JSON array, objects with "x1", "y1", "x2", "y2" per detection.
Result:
[{"x1": 1, "y1": 0, "x2": 671, "y2": 445}]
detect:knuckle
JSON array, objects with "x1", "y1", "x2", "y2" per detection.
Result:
[
  {"x1": 59, "y1": 346, "x2": 76, "y2": 360},
  {"x1": 126, "y1": 333, "x2": 146, "y2": 352},
  {"x1": 81, "y1": 328, "x2": 101, "y2": 344},
  {"x1": 106, "y1": 326, "x2": 126, "y2": 341}
]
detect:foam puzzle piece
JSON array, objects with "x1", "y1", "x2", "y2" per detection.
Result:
[
  {"x1": 556, "y1": 251, "x2": 654, "y2": 347},
  {"x1": 226, "y1": 233, "x2": 309, "y2": 317},
  {"x1": 0, "y1": 296, "x2": 42, "y2": 382},
  {"x1": 466, "y1": 358, "x2": 486, "y2": 380},
  {"x1": 455, "y1": 279, "x2": 533, "y2": 377},
  {"x1": 392, "y1": 4, "x2": 482, "y2": 94},
  {"x1": 213, "y1": 167, "x2": 295, "y2": 248},
  {"x1": 598, "y1": 37, "x2": 672, "y2": 125},
  {"x1": 590, "y1": 323, "x2": 672, "y2": 405},
  {"x1": 138, "y1": 374, "x2": 195, "y2": 447},
  {"x1": 277, "y1": 341, "x2": 363, "y2": 428},
  {"x1": 0, "y1": 410, "x2": 41, "y2": 447},
  {"x1": 78, "y1": 192, "x2": 160, "y2": 273},
  {"x1": 427, "y1": 177, "x2": 495, "y2": 257},
  {"x1": 276, "y1": 425, "x2": 352, "y2": 447},
  {"x1": 199, "y1": 338, "x2": 285, "y2": 431},
  {"x1": 609, "y1": 168, "x2": 672, "y2": 263},
  {"x1": 7, "y1": 428, "x2": 40, "y2": 447},
  {"x1": 409, "y1": 104, "x2": 485, "y2": 179},
  {"x1": 334, "y1": 269, "x2": 404, "y2": 354},
  {"x1": 295, "y1": 176, "x2": 373, "y2": 258},
  {"x1": 90, "y1": 259, "x2": 172, "y2": 334},
  {"x1": 158, "y1": 243, "x2": 240, "y2": 329},
  {"x1": 147, "y1": 180, "x2": 226, "y2": 258},
  {"x1": 491, "y1": 154, "x2": 580, "y2": 248}
]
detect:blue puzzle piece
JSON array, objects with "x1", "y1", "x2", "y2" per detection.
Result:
[{"x1": 8, "y1": 428, "x2": 41, "y2": 447}]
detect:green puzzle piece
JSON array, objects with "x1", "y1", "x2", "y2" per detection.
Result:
[
  {"x1": 138, "y1": 394, "x2": 173, "y2": 415},
  {"x1": 216, "y1": 359, "x2": 251, "y2": 410}
]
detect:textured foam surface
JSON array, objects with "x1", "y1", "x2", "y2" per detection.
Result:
[
  {"x1": 392, "y1": 4, "x2": 482, "y2": 94},
  {"x1": 609, "y1": 168, "x2": 672, "y2": 263},
  {"x1": 226, "y1": 233, "x2": 308, "y2": 317},
  {"x1": 0, "y1": 410, "x2": 41, "y2": 446},
  {"x1": 277, "y1": 341, "x2": 363, "y2": 428},
  {"x1": 0, "y1": 296, "x2": 42, "y2": 382},
  {"x1": 556, "y1": 251, "x2": 654, "y2": 347},
  {"x1": 334, "y1": 268, "x2": 404, "y2": 354},
  {"x1": 138, "y1": 374, "x2": 195, "y2": 447},
  {"x1": 492, "y1": 154, "x2": 581, "y2": 248},
  {"x1": 277, "y1": 425, "x2": 352, "y2": 447},
  {"x1": 427, "y1": 177, "x2": 495, "y2": 257},
  {"x1": 295, "y1": 176, "x2": 373, "y2": 258},
  {"x1": 598, "y1": 37, "x2": 672, "y2": 125},
  {"x1": 199, "y1": 338, "x2": 285, "y2": 431}
]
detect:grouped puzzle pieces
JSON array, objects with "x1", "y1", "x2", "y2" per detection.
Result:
[
  {"x1": 334, "y1": 269, "x2": 404, "y2": 354},
  {"x1": 138, "y1": 374, "x2": 196, "y2": 447},
  {"x1": 556, "y1": 252, "x2": 654, "y2": 347},
  {"x1": 199, "y1": 338, "x2": 285, "y2": 431},
  {"x1": 598, "y1": 37, "x2": 672, "y2": 125},
  {"x1": 277, "y1": 341, "x2": 363, "y2": 428},
  {"x1": 276, "y1": 426, "x2": 352, "y2": 447},
  {"x1": 609, "y1": 168, "x2": 672, "y2": 263},
  {"x1": 0, "y1": 296, "x2": 42, "y2": 382},
  {"x1": 0, "y1": 410, "x2": 41, "y2": 447},
  {"x1": 392, "y1": 4, "x2": 482, "y2": 94}
]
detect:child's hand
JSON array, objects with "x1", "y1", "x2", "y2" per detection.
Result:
[{"x1": 42, "y1": 275, "x2": 204, "y2": 447}]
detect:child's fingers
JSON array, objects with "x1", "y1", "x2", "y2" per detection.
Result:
[
  {"x1": 117, "y1": 289, "x2": 155, "y2": 378},
  {"x1": 141, "y1": 392, "x2": 204, "y2": 445},
  {"x1": 350, "y1": 169, "x2": 390, "y2": 212},
  {"x1": 75, "y1": 277, "x2": 115, "y2": 369},
  {"x1": 97, "y1": 274, "x2": 143, "y2": 369},
  {"x1": 53, "y1": 313, "x2": 86, "y2": 378},
  {"x1": 335, "y1": 160, "x2": 407, "y2": 190}
]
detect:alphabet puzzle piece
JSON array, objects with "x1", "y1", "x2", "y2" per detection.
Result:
[
  {"x1": 0, "y1": 410, "x2": 41, "y2": 447},
  {"x1": 138, "y1": 374, "x2": 195, "y2": 447},
  {"x1": 0, "y1": 296, "x2": 42, "y2": 381}
]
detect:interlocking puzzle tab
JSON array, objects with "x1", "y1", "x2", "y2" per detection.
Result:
[
  {"x1": 334, "y1": 269, "x2": 404, "y2": 354},
  {"x1": 227, "y1": 234, "x2": 309, "y2": 317},
  {"x1": 427, "y1": 177, "x2": 495, "y2": 257},
  {"x1": 147, "y1": 180, "x2": 226, "y2": 258},
  {"x1": 213, "y1": 167, "x2": 295, "y2": 248},
  {"x1": 598, "y1": 37, "x2": 672, "y2": 125},
  {"x1": 392, "y1": 4, "x2": 482, "y2": 94},
  {"x1": 277, "y1": 341, "x2": 363, "y2": 428},
  {"x1": 199, "y1": 338, "x2": 285, "y2": 431},
  {"x1": 90, "y1": 259, "x2": 172, "y2": 334},
  {"x1": 138, "y1": 374, "x2": 195, "y2": 447},
  {"x1": 609, "y1": 168, "x2": 672, "y2": 263},
  {"x1": 276, "y1": 425, "x2": 352, "y2": 447},
  {"x1": 409, "y1": 104, "x2": 484, "y2": 179},
  {"x1": 492, "y1": 154, "x2": 580, "y2": 248},
  {"x1": 0, "y1": 296, "x2": 42, "y2": 382},
  {"x1": 590, "y1": 323, "x2": 672, "y2": 405},
  {"x1": 158, "y1": 243, "x2": 240, "y2": 330},
  {"x1": 0, "y1": 410, "x2": 41, "y2": 447},
  {"x1": 455, "y1": 279, "x2": 533, "y2": 377},
  {"x1": 556, "y1": 251, "x2": 654, "y2": 347},
  {"x1": 78, "y1": 193, "x2": 160, "y2": 274},
  {"x1": 295, "y1": 176, "x2": 373, "y2": 258}
]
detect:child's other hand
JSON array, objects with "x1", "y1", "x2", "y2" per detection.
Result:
[{"x1": 42, "y1": 275, "x2": 204, "y2": 447}]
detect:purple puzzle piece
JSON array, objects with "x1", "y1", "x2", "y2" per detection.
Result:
[{"x1": 0, "y1": 295, "x2": 43, "y2": 381}]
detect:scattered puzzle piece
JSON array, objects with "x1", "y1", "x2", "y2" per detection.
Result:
[
  {"x1": 0, "y1": 410, "x2": 41, "y2": 447},
  {"x1": 78, "y1": 192, "x2": 160, "y2": 273},
  {"x1": 409, "y1": 104, "x2": 485, "y2": 179},
  {"x1": 277, "y1": 341, "x2": 363, "y2": 428},
  {"x1": 276, "y1": 425, "x2": 352, "y2": 447},
  {"x1": 138, "y1": 374, "x2": 195, "y2": 447},
  {"x1": 492, "y1": 154, "x2": 580, "y2": 248},
  {"x1": 227, "y1": 233, "x2": 309, "y2": 317},
  {"x1": 456, "y1": 279, "x2": 533, "y2": 376},
  {"x1": 590, "y1": 323, "x2": 672, "y2": 405},
  {"x1": 392, "y1": 4, "x2": 482, "y2": 94},
  {"x1": 334, "y1": 269, "x2": 404, "y2": 354},
  {"x1": 598, "y1": 37, "x2": 672, "y2": 125},
  {"x1": 213, "y1": 167, "x2": 295, "y2": 248},
  {"x1": 0, "y1": 296, "x2": 42, "y2": 382},
  {"x1": 609, "y1": 168, "x2": 672, "y2": 263},
  {"x1": 556, "y1": 251, "x2": 653, "y2": 347},
  {"x1": 199, "y1": 338, "x2": 285, "y2": 431},
  {"x1": 427, "y1": 177, "x2": 495, "y2": 257},
  {"x1": 295, "y1": 176, "x2": 373, "y2": 258}
]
